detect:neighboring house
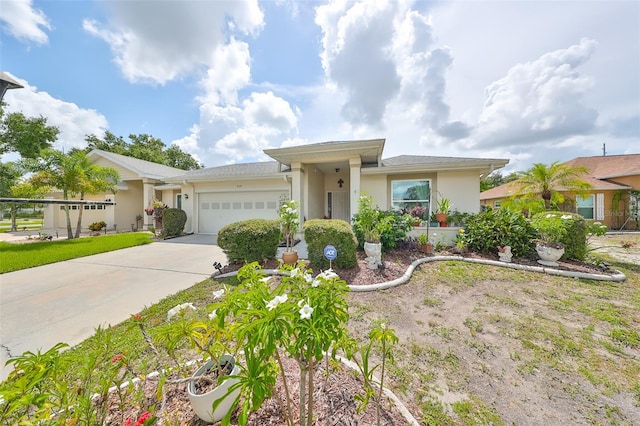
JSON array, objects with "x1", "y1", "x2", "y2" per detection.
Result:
[
  {"x1": 165, "y1": 139, "x2": 508, "y2": 235},
  {"x1": 480, "y1": 154, "x2": 640, "y2": 230},
  {"x1": 45, "y1": 140, "x2": 509, "y2": 235},
  {"x1": 43, "y1": 149, "x2": 185, "y2": 231}
]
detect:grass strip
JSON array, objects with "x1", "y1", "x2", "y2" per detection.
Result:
[{"x1": 0, "y1": 232, "x2": 153, "y2": 273}]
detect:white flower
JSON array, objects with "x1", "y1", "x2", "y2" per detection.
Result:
[
  {"x1": 260, "y1": 276, "x2": 272, "y2": 284},
  {"x1": 208, "y1": 309, "x2": 217, "y2": 320},
  {"x1": 299, "y1": 303, "x2": 313, "y2": 319},
  {"x1": 266, "y1": 294, "x2": 288, "y2": 311},
  {"x1": 312, "y1": 279, "x2": 320, "y2": 288},
  {"x1": 212, "y1": 289, "x2": 225, "y2": 300},
  {"x1": 561, "y1": 215, "x2": 572, "y2": 220},
  {"x1": 290, "y1": 268, "x2": 301, "y2": 277},
  {"x1": 166, "y1": 302, "x2": 196, "y2": 321},
  {"x1": 313, "y1": 269, "x2": 338, "y2": 287},
  {"x1": 304, "y1": 273, "x2": 313, "y2": 284}
]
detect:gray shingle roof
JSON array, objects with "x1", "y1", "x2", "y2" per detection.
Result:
[
  {"x1": 382, "y1": 155, "x2": 507, "y2": 167},
  {"x1": 180, "y1": 161, "x2": 285, "y2": 179}
]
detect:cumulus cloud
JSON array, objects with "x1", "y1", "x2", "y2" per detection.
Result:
[
  {"x1": 316, "y1": 0, "x2": 401, "y2": 125},
  {"x1": 2, "y1": 74, "x2": 108, "y2": 153},
  {"x1": 83, "y1": 0, "x2": 263, "y2": 84},
  {"x1": 0, "y1": 0, "x2": 51, "y2": 45},
  {"x1": 474, "y1": 38, "x2": 599, "y2": 148},
  {"x1": 198, "y1": 38, "x2": 252, "y2": 106}
]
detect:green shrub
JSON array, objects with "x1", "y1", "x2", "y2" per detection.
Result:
[
  {"x1": 88, "y1": 221, "x2": 107, "y2": 232},
  {"x1": 161, "y1": 208, "x2": 187, "y2": 238},
  {"x1": 351, "y1": 194, "x2": 412, "y2": 251},
  {"x1": 304, "y1": 219, "x2": 358, "y2": 269},
  {"x1": 218, "y1": 219, "x2": 280, "y2": 263},
  {"x1": 530, "y1": 211, "x2": 588, "y2": 260},
  {"x1": 463, "y1": 208, "x2": 536, "y2": 258}
]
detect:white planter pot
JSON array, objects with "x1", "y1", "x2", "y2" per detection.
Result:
[
  {"x1": 536, "y1": 243, "x2": 565, "y2": 266},
  {"x1": 187, "y1": 355, "x2": 240, "y2": 423},
  {"x1": 363, "y1": 242, "x2": 382, "y2": 269}
]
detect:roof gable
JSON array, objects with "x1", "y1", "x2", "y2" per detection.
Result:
[
  {"x1": 88, "y1": 149, "x2": 185, "y2": 180},
  {"x1": 564, "y1": 154, "x2": 640, "y2": 179}
]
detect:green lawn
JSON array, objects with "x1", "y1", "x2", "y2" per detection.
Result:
[
  {"x1": 0, "y1": 218, "x2": 43, "y2": 232},
  {"x1": 0, "y1": 232, "x2": 154, "y2": 273}
]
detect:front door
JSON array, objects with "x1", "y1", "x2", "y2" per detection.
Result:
[{"x1": 328, "y1": 191, "x2": 350, "y2": 222}]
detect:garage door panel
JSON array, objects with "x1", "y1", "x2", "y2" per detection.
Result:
[{"x1": 198, "y1": 192, "x2": 282, "y2": 234}]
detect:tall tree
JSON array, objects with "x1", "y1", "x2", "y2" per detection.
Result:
[
  {"x1": 481, "y1": 171, "x2": 519, "y2": 192},
  {"x1": 513, "y1": 162, "x2": 592, "y2": 210},
  {"x1": 7, "y1": 180, "x2": 47, "y2": 231},
  {"x1": 84, "y1": 132, "x2": 202, "y2": 169},
  {"x1": 85, "y1": 131, "x2": 128, "y2": 154},
  {"x1": 29, "y1": 149, "x2": 119, "y2": 239},
  {"x1": 0, "y1": 109, "x2": 58, "y2": 158}
]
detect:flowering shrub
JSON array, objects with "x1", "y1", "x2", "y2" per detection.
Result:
[
  {"x1": 408, "y1": 205, "x2": 427, "y2": 220},
  {"x1": 462, "y1": 208, "x2": 536, "y2": 258},
  {"x1": 530, "y1": 211, "x2": 590, "y2": 260},
  {"x1": 279, "y1": 200, "x2": 300, "y2": 252}
]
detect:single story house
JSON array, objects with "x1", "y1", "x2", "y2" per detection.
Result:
[
  {"x1": 480, "y1": 154, "x2": 640, "y2": 230},
  {"x1": 45, "y1": 139, "x2": 509, "y2": 238}
]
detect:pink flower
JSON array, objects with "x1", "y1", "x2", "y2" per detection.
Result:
[{"x1": 111, "y1": 353, "x2": 124, "y2": 363}]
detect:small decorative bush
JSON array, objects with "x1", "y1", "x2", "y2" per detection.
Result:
[
  {"x1": 530, "y1": 211, "x2": 588, "y2": 260},
  {"x1": 217, "y1": 219, "x2": 280, "y2": 263},
  {"x1": 378, "y1": 210, "x2": 413, "y2": 251},
  {"x1": 304, "y1": 219, "x2": 358, "y2": 269},
  {"x1": 161, "y1": 208, "x2": 187, "y2": 238},
  {"x1": 351, "y1": 194, "x2": 412, "y2": 251},
  {"x1": 88, "y1": 221, "x2": 107, "y2": 232},
  {"x1": 463, "y1": 208, "x2": 537, "y2": 258}
]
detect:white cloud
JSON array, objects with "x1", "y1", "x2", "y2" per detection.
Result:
[
  {"x1": 0, "y1": 0, "x2": 51, "y2": 44},
  {"x1": 474, "y1": 38, "x2": 599, "y2": 148},
  {"x1": 198, "y1": 38, "x2": 252, "y2": 105},
  {"x1": 83, "y1": 0, "x2": 264, "y2": 84},
  {"x1": 2, "y1": 74, "x2": 108, "y2": 153},
  {"x1": 243, "y1": 91, "x2": 298, "y2": 132}
]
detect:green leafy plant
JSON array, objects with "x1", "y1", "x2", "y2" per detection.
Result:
[
  {"x1": 436, "y1": 198, "x2": 451, "y2": 214},
  {"x1": 88, "y1": 221, "x2": 107, "y2": 232},
  {"x1": 462, "y1": 208, "x2": 536, "y2": 258}
]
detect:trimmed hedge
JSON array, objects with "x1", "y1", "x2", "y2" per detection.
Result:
[
  {"x1": 304, "y1": 219, "x2": 358, "y2": 269},
  {"x1": 463, "y1": 208, "x2": 537, "y2": 258},
  {"x1": 218, "y1": 219, "x2": 280, "y2": 263},
  {"x1": 162, "y1": 208, "x2": 187, "y2": 238}
]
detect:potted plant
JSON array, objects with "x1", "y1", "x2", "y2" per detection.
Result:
[
  {"x1": 408, "y1": 205, "x2": 427, "y2": 227},
  {"x1": 279, "y1": 200, "x2": 300, "y2": 264},
  {"x1": 435, "y1": 197, "x2": 451, "y2": 226},
  {"x1": 417, "y1": 233, "x2": 432, "y2": 254},
  {"x1": 531, "y1": 212, "x2": 569, "y2": 266},
  {"x1": 355, "y1": 194, "x2": 392, "y2": 269}
]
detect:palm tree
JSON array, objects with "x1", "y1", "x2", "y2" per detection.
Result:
[
  {"x1": 513, "y1": 162, "x2": 592, "y2": 211},
  {"x1": 29, "y1": 149, "x2": 119, "y2": 239}
]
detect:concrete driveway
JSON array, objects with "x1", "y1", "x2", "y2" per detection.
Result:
[{"x1": 0, "y1": 234, "x2": 226, "y2": 381}]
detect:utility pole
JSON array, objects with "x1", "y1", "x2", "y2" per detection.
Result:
[{"x1": 602, "y1": 143, "x2": 606, "y2": 156}]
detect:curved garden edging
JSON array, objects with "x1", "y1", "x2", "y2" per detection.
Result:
[{"x1": 214, "y1": 256, "x2": 627, "y2": 289}]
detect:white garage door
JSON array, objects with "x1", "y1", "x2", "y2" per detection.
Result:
[{"x1": 198, "y1": 191, "x2": 282, "y2": 234}]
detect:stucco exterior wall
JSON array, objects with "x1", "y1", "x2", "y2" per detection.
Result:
[
  {"x1": 436, "y1": 171, "x2": 481, "y2": 213},
  {"x1": 360, "y1": 175, "x2": 387, "y2": 208}
]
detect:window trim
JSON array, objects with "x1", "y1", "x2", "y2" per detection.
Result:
[{"x1": 576, "y1": 194, "x2": 595, "y2": 219}]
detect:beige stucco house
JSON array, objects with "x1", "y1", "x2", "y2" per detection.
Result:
[
  {"x1": 165, "y1": 139, "x2": 508, "y2": 236},
  {"x1": 45, "y1": 139, "x2": 509, "y2": 237}
]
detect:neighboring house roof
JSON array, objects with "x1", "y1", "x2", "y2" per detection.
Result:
[
  {"x1": 564, "y1": 154, "x2": 640, "y2": 179},
  {"x1": 88, "y1": 149, "x2": 185, "y2": 180},
  {"x1": 480, "y1": 154, "x2": 638, "y2": 200}
]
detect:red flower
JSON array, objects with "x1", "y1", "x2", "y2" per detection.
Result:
[
  {"x1": 111, "y1": 353, "x2": 124, "y2": 363},
  {"x1": 132, "y1": 313, "x2": 142, "y2": 321}
]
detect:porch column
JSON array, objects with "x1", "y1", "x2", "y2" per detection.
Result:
[
  {"x1": 105, "y1": 194, "x2": 116, "y2": 230},
  {"x1": 142, "y1": 179, "x2": 155, "y2": 230},
  {"x1": 291, "y1": 162, "x2": 305, "y2": 230},
  {"x1": 349, "y1": 157, "x2": 361, "y2": 223},
  {"x1": 43, "y1": 198, "x2": 54, "y2": 229}
]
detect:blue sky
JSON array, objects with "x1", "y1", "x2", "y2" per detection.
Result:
[{"x1": 1, "y1": 0, "x2": 638, "y2": 172}]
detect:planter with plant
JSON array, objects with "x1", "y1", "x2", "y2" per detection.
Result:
[
  {"x1": 408, "y1": 205, "x2": 427, "y2": 227},
  {"x1": 354, "y1": 194, "x2": 393, "y2": 269},
  {"x1": 187, "y1": 354, "x2": 241, "y2": 423},
  {"x1": 417, "y1": 233, "x2": 432, "y2": 254},
  {"x1": 279, "y1": 200, "x2": 300, "y2": 264},
  {"x1": 435, "y1": 197, "x2": 451, "y2": 226},
  {"x1": 530, "y1": 212, "x2": 570, "y2": 266}
]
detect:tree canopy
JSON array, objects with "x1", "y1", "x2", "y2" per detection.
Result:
[
  {"x1": 0, "y1": 108, "x2": 58, "y2": 158},
  {"x1": 512, "y1": 162, "x2": 592, "y2": 210},
  {"x1": 480, "y1": 171, "x2": 519, "y2": 192},
  {"x1": 85, "y1": 131, "x2": 202, "y2": 170}
]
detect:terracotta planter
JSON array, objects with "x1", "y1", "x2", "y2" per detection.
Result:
[
  {"x1": 536, "y1": 243, "x2": 565, "y2": 266},
  {"x1": 421, "y1": 243, "x2": 433, "y2": 254},
  {"x1": 187, "y1": 355, "x2": 240, "y2": 423},
  {"x1": 434, "y1": 213, "x2": 447, "y2": 223},
  {"x1": 282, "y1": 250, "x2": 298, "y2": 265}
]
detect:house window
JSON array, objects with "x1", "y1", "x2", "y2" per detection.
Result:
[
  {"x1": 391, "y1": 179, "x2": 430, "y2": 211},
  {"x1": 577, "y1": 195, "x2": 594, "y2": 219},
  {"x1": 493, "y1": 201, "x2": 501, "y2": 208}
]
